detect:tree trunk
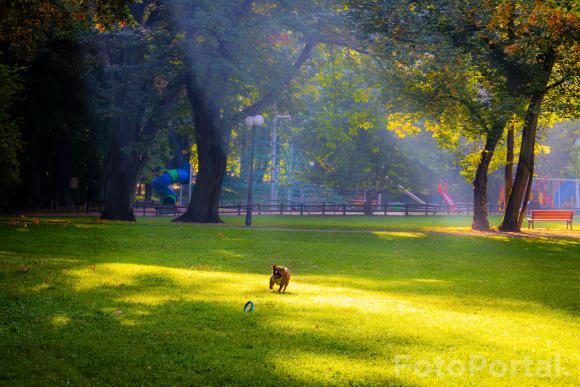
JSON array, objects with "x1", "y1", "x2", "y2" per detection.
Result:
[
  {"x1": 499, "y1": 47, "x2": 556, "y2": 232},
  {"x1": 505, "y1": 124, "x2": 514, "y2": 199},
  {"x1": 363, "y1": 190, "x2": 374, "y2": 215},
  {"x1": 472, "y1": 123, "x2": 503, "y2": 230},
  {"x1": 173, "y1": 41, "x2": 316, "y2": 222},
  {"x1": 100, "y1": 158, "x2": 143, "y2": 221},
  {"x1": 499, "y1": 91, "x2": 545, "y2": 232},
  {"x1": 100, "y1": 115, "x2": 144, "y2": 221},
  {"x1": 174, "y1": 72, "x2": 226, "y2": 223},
  {"x1": 100, "y1": 72, "x2": 184, "y2": 221},
  {"x1": 517, "y1": 158, "x2": 535, "y2": 228},
  {"x1": 363, "y1": 200, "x2": 374, "y2": 216},
  {"x1": 100, "y1": 44, "x2": 138, "y2": 221},
  {"x1": 144, "y1": 182, "x2": 152, "y2": 201}
]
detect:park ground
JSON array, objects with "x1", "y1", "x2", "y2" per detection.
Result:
[{"x1": 0, "y1": 215, "x2": 578, "y2": 385}]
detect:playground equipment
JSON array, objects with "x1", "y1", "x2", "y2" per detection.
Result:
[
  {"x1": 437, "y1": 180, "x2": 456, "y2": 208},
  {"x1": 554, "y1": 180, "x2": 577, "y2": 208},
  {"x1": 533, "y1": 177, "x2": 579, "y2": 209},
  {"x1": 498, "y1": 177, "x2": 580, "y2": 210},
  {"x1": 383, "y1": 175, "x2": 425, "y2": 205},
  {"x1": 398, "y1": 184, "x2": 426, "y2": 205},
  {"x1": 152, "y1": 168, "x2": 190, "y2": 205}
]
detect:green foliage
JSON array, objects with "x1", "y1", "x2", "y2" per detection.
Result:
[
  {"x1": 81, "y1": 18, "x2": 185, "y2": 168},
  {"x1": 286, "y1": 44, "x2": 466, "y2": 197},
  {"x1": 0, "y1": 0, "x2": 133, "y2": 59},
  {"x1": 289, "y1": 46, "x2": 411, "y2": 192},
  {"x1": 0, "y1": 64, "x2": 23, "y2": 188},
  {"x1": 345, "y1": 0, "x2": 579, "y2": 180},
  {"x1": 166, "y1": 0, "x2": 340, "y2": 119},
  {"x1": 536, "y1": 120, "x2": 580, "y2": 178},
  {"x1": 139, "y1": 129, "x2": 174, "y2": 183},
  {"x1": 346, "y1": 1, "x2": 517, "y2": 183},
  {"x1": 0, "y1": 0, "x2": 136, "y2": 207}
]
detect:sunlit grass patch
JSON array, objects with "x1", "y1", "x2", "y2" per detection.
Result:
[
  {"x1": 50, "y1": 314, "x2": 71, "y2": 328},
  {"x1": 223, "y1": 215, "x2": 580, "y2": 235},
  {"x1": 373, "y1": 231, "x2": 426, "y2": 239}
]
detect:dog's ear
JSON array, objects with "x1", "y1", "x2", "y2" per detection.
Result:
[{"x1": 272, "y1": 264, "x2": 277, "y2": 270}]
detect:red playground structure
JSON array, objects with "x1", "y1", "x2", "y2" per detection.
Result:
[{"x1": 437, "y1": 180, "x2": 456, "y2": 208}]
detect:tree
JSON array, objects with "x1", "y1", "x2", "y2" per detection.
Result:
[
  {"x1": 15, "y1": 38, "x2": 97, "y2": 207},
  {"x1": 0, "y1": 64, "x2": 22, "y2": 191},
  {"x1": 0, "y1": 0, "x2": 133, "y2": 59},
  {"x1": 0, "y1": 0, "x2": 134, "y2": 210},
  {"x1": 97, "y1": 56, "x2": 186, "y2": 220},
  {"x1": 346, "y1": 0, "x2": 579, "y2": 231},
  {"x1": 535, "y1": 120, "x2": 580, "y2": 178},
  {"x1": 345, "y1": 0, "x2": 516, "y2": 230},
  {"x1": 88, "y1": 4, "x2": 187, "y2": 220},
  {"x1": 505, "y1": 124, "x2": 515, "y2": 200},
  {"x1": 385, "y1": 62, "x2": 518, "y2": 229},
  {"x1": 288, "y1": 45, "x2": 421, "y2": 211},
  {"x1": 496, "y1": 1, "x2": 579, "y2": 230},
  {"x1": 166, "y1": 0, "x2": 341, "y2": 223}
]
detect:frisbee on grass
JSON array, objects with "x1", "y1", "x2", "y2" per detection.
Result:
[{"x1": 244, "y1": 301, "x2": 254, "y2": 312}]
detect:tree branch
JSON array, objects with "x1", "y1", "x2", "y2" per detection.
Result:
[
  {"x1": 545, "y1": 76, "x2": 567, "y2": 91},
  {"x1": 234, "y1": 39, "x2": 317, "y2": 120},
  {"x1": 444, "y1": 95, "x2": 488, "y2": 131},
  {"x1": 317, "y1": 36, "x2": 370, "y2": 55},
  {"x1": 140, "y1": 70, "x2": 187, "y2": 139}
]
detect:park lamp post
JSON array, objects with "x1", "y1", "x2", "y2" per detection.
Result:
[
  {"x1": 307, "y1": 161, "x2": 315, "y2": 193},
  {"x1": 244, "y1": 114, "x2": 265, "y2": 226}
]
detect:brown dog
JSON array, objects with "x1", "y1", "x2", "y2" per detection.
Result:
[{"x1": 269, "y1": 264, "x2": 291, "y2": 293}]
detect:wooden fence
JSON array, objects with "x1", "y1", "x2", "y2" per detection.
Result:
[
  {"x1": 44, "y1": 200, "x2": 579, "y2": 217},
  {"x1": 131, "y1": 202, "x2": 504, "y2": 217}
]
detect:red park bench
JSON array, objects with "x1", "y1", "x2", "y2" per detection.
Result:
[{"x1": 527, "y1": 210, "x2": 574, "y2": 230}]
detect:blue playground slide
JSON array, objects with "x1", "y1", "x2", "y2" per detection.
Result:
[
  {"x1": 152, "y1": 168, "x2": 190, "y2": 205},
  {"x1": 553, "y1": 181, "x2": 576, "y2": 208}
]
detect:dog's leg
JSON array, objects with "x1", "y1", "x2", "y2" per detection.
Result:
[
  {"x1": 278, "y1": 284, "x2": 283, "y2": 293},
  {"x1": 269, "y1": 277, "x2": 274, "y2": 289}
]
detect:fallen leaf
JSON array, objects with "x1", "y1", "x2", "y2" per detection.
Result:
[
  {"x1": 113, "y1": 310, "x2": 124, "y2": 315},
  {"x1": 18, "y1": 266, "x2": 30, "y2": 273}
]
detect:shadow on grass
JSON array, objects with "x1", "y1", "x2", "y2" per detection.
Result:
[
  {"x1": 2, "y1": 266, "x2": 417, "y2": 385},
  {"x1": 1, "y1": 258, "x2": 578, "y2": 385},
  {"x1": 1, "y1": 221, "x2": 579, "y2": 384},
  {"x1": 1, "y1": 221, "x2": 579, "y2": 314}
]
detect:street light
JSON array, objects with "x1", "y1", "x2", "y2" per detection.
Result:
[{"x1": 244, "y1": 114, "x2": 264, "y2": 226}]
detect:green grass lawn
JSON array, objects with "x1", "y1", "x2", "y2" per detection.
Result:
[
  {"x1": 225, "y1": 214, "x2": 491, "y2": 230},
  {"x1": 142, "y1": 214, "x2": 575, "y2": 233},
  {"x1": 0, "y1": 216, "x2": 578, "y2": 385}
]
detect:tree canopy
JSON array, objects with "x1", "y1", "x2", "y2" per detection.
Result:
[{"x1": 0, "y1": 0, "x2": 577, "y2": 232}]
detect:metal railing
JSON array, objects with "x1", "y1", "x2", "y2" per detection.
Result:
[
  {"x1": 133, "y1": 202, "x2": 506, "y2": 217},
  {"x1": 39, "y1": 200, "x2": 580, "y2": 217}
]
